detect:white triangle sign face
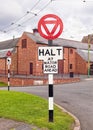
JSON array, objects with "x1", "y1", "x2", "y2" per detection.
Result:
[
  {"x1": 46, "y1": 24, "x2": 56, "y2": 33},
  {"x1": 42, "y1": 20, "x2": 58, "y2": 36}
]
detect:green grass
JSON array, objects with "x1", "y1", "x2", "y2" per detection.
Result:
[
  {"x1": 0, "y1": 82, "x2": 7, "y2": 86},
  {"x1": 0, "y1": 91, "x2": 74, "y2": 130}
]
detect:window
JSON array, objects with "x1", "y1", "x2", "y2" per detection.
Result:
[
  {"x1": 63, "y1": 48, "x2": 65, "y2": 54},
  {"x1": 70, "y1": 64, "x2": 73, "y2": 69},
  {"x1": 22, "y1": 39, "x2": 27, "y2": 48},
  {"x1": 70, "y1": 49, "x2": 73, "y2": 54}
]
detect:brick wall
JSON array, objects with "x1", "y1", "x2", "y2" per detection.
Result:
[
  {"x1": 0, "y1": 32, "x2": 89, "y2": 76},
  {"x1": 63, "y1": 47, "x2": 76, "y2": 74},
  {"x1": 75, "y1": 53, "x2": 87, "y2": 74},
  {"x1": 11, "y1": 50, "x2": 18, "y2": 74},
  {"x1": 0, "y1": 51, "x2": 17, "y2": 75},
  {"x1": 64, "y1": 48, "x2": 69, "y2": 73},
  {"x1": 34, "y1": 43, "x2": 46, "y2": 75},
  {"x1": 17, "y1": 33, "x2": 37, "y2": 75},
  {"x1": 0, "y1": 58, "x2": 6, "y2": 74},
  {"x1": 0, "y1": 76, "x2": 80, "y2": 86},
  {"x1": 69, "y1": 48, "x2": 76, "y2": 73},
  {"x1": 58, "y1": 60, "x2": 64, "y2": 74},
  {"x1": 17, "y1": 33, "x2": 47, "y2": 76}
]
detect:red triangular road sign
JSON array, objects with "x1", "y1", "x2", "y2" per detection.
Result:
[
  {"x1": 38, "y1": 14, "x2": 63, "y2": 40},
  {"x1": 6, "y1": 51, "x2": 11, "y2": 57}
]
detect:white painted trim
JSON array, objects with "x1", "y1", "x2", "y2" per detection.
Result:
[
  {"x1": 49, "y1": 97, "x2": 53, "y2": 110},
  {"x1": 48, "y1": 74, "x2": 53, "y2": 84}
]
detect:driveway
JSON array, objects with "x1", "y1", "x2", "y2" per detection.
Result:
[{"x1": 1, "y1": 79, "x2": 93, "y2": 130}]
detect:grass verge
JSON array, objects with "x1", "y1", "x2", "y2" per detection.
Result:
[
  {"x1": 0, "y1": 91, "x2": 74, "y2": 130},
  {"x1": 0, "y1": 82, "x2": 7, "y2": 86}
]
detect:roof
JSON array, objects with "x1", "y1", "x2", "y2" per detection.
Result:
[
  {"x1": 77, "y1": 49, "x2": 93, "y2": 62},
  {"x1": 26, "y1": 32, "x2": 48, "y2": 45},
  {"x1": 26, "y1": 32, "x2": 93, "y2": 62},
  {"x1": 0, "y1": 38, "x2": 19, "y2": 58},
  {"x1": 53, "y1": 38, "x2": 93, "y2": 50},
  {"x1": 0, "y1": 38, "x2": 19, "y2": 50},
  {"x1": 0, "y1": 48, "x2": 14, "y2": 58},
  {"x1": 26, "y1": 32, "x2": 93, "y2": 50},
  {"x1": 0, "y1": 32, "x2": 93, "y2": 61}
]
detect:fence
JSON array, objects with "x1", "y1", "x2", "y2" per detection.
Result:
[{"x1": 0, "y1": 69, "x2": 80, "y2": 79}]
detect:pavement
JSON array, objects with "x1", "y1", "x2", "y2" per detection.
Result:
[
  {"x1": 0, "y1": 118, "x2": 41, "y2": 130},
  {"x1": 0, "y1": 110, "x2": 80, "y2": 130}
]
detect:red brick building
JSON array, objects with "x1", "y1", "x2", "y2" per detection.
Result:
[{"x1": 0, "y1": 30, "x2": 93, "y2": 76}]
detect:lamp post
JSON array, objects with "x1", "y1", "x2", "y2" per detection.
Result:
[{"x1": 88, "y1": 35, "x2": 90, "y2": 78}]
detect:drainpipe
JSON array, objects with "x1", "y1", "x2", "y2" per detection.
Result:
[
  {"x1": 16, "y1": 46, "x2": 19, "y2": 74},
  {"x1": 88, "y1": 36, "x2": 90, "y2": 78},
  {"x1": 68, "y1": 48, "x2": 69, "y2": 73},
  {"x1": 5, "y1": 57, "x2": 7, "y2": 75}
]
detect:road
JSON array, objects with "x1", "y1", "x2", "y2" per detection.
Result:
[{"x1": 1, "y1": 79, "x2": 93, "y2": 130}]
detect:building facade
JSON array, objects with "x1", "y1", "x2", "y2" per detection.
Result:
[{"x1": 0, "y1": 31, "x2": 93, "y2": 76}]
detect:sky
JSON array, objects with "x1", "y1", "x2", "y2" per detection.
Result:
[{"x1": 0, "y1": 0, "x2": 93, "y2": 41}]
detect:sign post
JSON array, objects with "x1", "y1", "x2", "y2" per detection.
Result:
[
  {"x1": 38, "y1": 14, "x2": 63, "y2": 122},
  {"x1": 48, "y1": 39, "x2": 53, "y2": 122},
  {"x1": 6, "y1": 51, "x2": 11, "y2": 91},
  {"x1": 38, "y1": 46, "x2": 63, "y2": 122}
]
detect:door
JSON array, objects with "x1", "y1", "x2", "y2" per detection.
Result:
[
  {"x1": 58, "y1": 60, "x2": 64, "y2": 74},
  {"x1": 30, "y1": 63, "x2": 33, "y2": 74},
  {"x1": 90, "y1": 64, "x2": 93, "y2": 75}
]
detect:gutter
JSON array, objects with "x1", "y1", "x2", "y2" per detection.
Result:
[{"x1": 55, "y1": 103, "x2": 81, "y2": 130}]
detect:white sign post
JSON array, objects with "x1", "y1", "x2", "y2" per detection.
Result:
[
  {"x1": 38, "y1": 46, "x2": 63, "y2": 122},
  {"x1": 6, "y1": 50, "x2": 11, "y2": 91},
  {"x1": 7, "y1": 57, "x2": 11, "y2": 91}
]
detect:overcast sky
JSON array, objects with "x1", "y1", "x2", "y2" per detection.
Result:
[{"x1": 0, "y1": 0, "x2": 93, "y2": 41}]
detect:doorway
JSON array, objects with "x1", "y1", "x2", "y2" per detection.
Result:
[
  {"x1": 90, "y1": 64, "x2": 93, "y2": 75},
  {"x1": 30, "y1": 63, "x2": 33, "y2": 74}
]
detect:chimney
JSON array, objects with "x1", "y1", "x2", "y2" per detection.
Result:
[
  {"x1": 32, "y1": 28, "x2": 40, "y2": 37},
  {"x1": 33, "y1": 28, "x2": 38, "y2": 34}
]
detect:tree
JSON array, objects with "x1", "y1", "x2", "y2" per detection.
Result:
[{"x1": 81, "y1": 34, "x2": 93, "y2": 44}]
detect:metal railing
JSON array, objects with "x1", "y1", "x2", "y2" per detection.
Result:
[{"x1": 0, "y1": 70, "x2": 80, "y2": 79}]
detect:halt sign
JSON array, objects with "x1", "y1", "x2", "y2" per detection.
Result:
[{"x1": 38, "y1": 46, "x2": 63, "y2": 74}]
